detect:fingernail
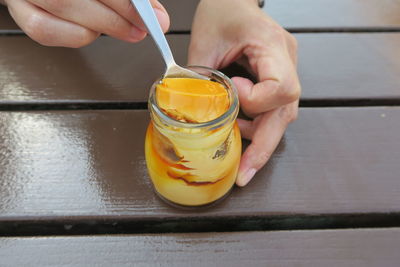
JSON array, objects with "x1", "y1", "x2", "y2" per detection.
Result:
[{"x1": 237, "y1": 168, "x2": 257, "y2": 187}]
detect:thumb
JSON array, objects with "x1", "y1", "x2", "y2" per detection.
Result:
[{"x1": 151, "y1": 0, "x2": 170, "y2": 33}]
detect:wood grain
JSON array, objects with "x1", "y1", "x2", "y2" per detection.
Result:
[
  {"x1": 0, "y1": 36, "x2": 186, "y2": 102},
  {"x1": 1, "y1": 34, "x2": 399, "y2": 104},
  {"x1": 1, "y1": 228, "x2": 400, "y2": 266},
  {"x1": 0, "y1": 107, "x2": 399, "y2": 225},
  {"x1": 163, "y1": 0, "x2": 400, "y2": 31},
  {"x1": 266, "y1": 0, "x2": 400, "y2": 30},
  {"x1": 298, "y1": 33, "x2": 400, "y2": 100},
  {"x1": 3, "y1": 1, "x2": 400, "y2": 33}
]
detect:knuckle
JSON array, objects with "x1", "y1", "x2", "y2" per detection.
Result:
[
  {"x1": 290, "y1": 110, "x2": 299, "y2": 122},
  {"x1": 285, "y1": 85, "x2": 301, "y2": 103},
  {"x1": 42, "y1": 0, "x2": 69, "y2": 14},
  {"x1": 255, "y1": 151, "x2": 272, "y2": 169},
  {"x1": 69, "y1": 29, "x2": 98, "y2": 48},
  {"x1": 287, "y1": 33, "x2": 298, "y2": 51},
  {"x1": 250, "y1": 79, "x2": 279, "y2": 104},
  {"x1": 279, "y1": 78, "x2": 301, "y2": 104},
  {"x1": 268, "y1": 24, "x2": 286, "y2": 44},
  {"x1": 106, "y1": 15, "x2": 125, "y2": 33},
  {"x1": 279, "y1": 105, "x2": 299, "y2": 124},
  {"x1": 24, "y1": 13, "x2": 50, "y2": 45},
  {"x1": 25, "y1": 12, "x2": 97, "y2": 48}
]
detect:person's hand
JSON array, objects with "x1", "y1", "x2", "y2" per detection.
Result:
[
  {"x1": 188, "y1": 0, "x2": 301, "y2": 187},
  {"x1": 2, "y1": 0, "x2": 169, "y2": 47}
]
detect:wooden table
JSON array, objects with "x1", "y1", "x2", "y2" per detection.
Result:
[{"x1": 1, "y1": 1, "x2": 400, "y2": 266}]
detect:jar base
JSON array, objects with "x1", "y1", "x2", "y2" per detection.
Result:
[{"x1": 154, "y1": 187, "x2": 234, "y2": 210}]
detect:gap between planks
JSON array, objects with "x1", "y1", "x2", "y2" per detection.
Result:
[
  {"x1": 1, "y1": 27, "x2": 400, "y2": 36},
  {"x1": 0, "y1": 213, "x2": 400, "y2": 237},
  {"x1": 0, "y1": 99, "x2": 400, "y2": 111}
]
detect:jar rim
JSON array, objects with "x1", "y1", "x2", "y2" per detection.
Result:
[{"x1": 148, "y1": 66, "x2": 239, "y2": 129}]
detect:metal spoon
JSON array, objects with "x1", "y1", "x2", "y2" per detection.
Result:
[{"x1": 130, "y1": 0, "x2": 208, "y2": 80}]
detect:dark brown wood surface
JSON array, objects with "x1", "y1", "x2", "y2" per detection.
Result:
[
  {"x1": 1, "y1": 34, "x2": 399, "y2": 104},
  {"x1": 0, "y1": 107, "x2": 399, "y2": 227},
  {"x1": 167, "y1": 0, "x2": 400, "y2": 30},
  {"x1": 266, "y1": 0, "x2": 400, "y2": 30},
  {"x1": 0, "y1": 5, "x2": 18, "y2": 31},
  {"x1": 164, "y1": 0, "x2": 400, "y2": 31},
  {"x1": 2, "y1": 1, "x2": 400, "y2": 33},
  {"x1": 1, "y1": 0, "x2": 399, "y2": 262},
  {"x1": 0, "y1": 36, "x2": 184, "y2": 103},
  {"x1": 1, "y1": 228, "x2": 400, "y2": 266}
]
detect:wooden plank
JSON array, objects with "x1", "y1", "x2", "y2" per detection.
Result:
[
  {"x1": 297, "y1": 33, "x2": 400, "y2": 100},
  {"x1": 0, "y1": 1, "x2": 198, "y2": 32},
  {"x1": 3, "y1": 1, "x2": 400, "y2": 33},
  {"x1": 0, "y1": 35, "x2": 186, "y2": 102},
  {"x1": 266, "y1": 0, "x2": 400, "y2": 30},
  {"x1": 164, "y1": 0, "x2": 400, "y2": 31},
  {"x1": 161, "y1": 0, "x2": 198, "y2": 32},
  {"x1": 1, "y1": 229, "x2": 400, "y2": 266},
  {"x1": 0, "y1": 1, "x2": 199, "y2": 32},
  {"x1": 0, "y1": 107, "x2": 399, "y2": 224},
  {"x1": 1, "y1": 33, "x2": 400, "y2": 104}
]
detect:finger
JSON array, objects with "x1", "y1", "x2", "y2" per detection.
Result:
[
  {"x1": 232, "y1": 56, "x2": 301, "y2": 116},
  {"x1": 237, "y1": 119, "x2": 254, "y2": 140},
  {"x1": 284, "y1": 32, "x2": 298, "y2": 66},
  {"x1": 236, "y1": 106, "x2": 294, "y2": 187},
  {"x1": 231, "y1": 77, "x2": 255, "y2": 118},
  {"x1": 98, "y1": 0, "x2": 170, "y2": 33},
  {"x1": 29, "y1": 0, "x2": 146, "y2": 43},
  {"x1": 7, "y1": 0, "x2": 99, "y2": 47}
]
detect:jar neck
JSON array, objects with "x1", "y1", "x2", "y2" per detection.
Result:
[{"x1": 148, "y1": 67, "x2": 239, "y2": 133}]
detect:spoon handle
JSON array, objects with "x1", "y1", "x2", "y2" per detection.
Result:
[{"x1": 130, "y1": 0, "x2": 175, "y2": 68}]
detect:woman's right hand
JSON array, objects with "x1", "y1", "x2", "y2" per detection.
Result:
[{"x1": 3, "y1": 0, "x2": 169, "y2": 47}]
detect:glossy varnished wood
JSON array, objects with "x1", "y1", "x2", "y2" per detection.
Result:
[
  {"x1": 1, "y1": 228, "x2": 400, "y2": 266},
  {"x1": 0, "y1": 2, "x2": 199, "y2": 32},
  {"x1": 0, "y1": 36, "x2": 186, "y2": 102},
  {"x1": 0, "y1": 107, "x2": 399, "y2": 222},
  {"x1": 162, "y1": 0, "x2": 400, "y2": 31},
  {"x1": 298, "y1": 33, "x2": 400, "y2": 100},
  {"x1": 2, "y1": 1, "x2": 400, "y2": 33},
  {"x1": 1, "y1": 34, "x2": 400, "y2": 103},
  {"x1": 267, "y1": 0, "x2": 400, "y2": 29},
  {"x1": 152, "y1": 0, "x2": 400, "y2": 31},
  {"x1": 0, "y1": 6, "x2": 18, "y2": 31},
  {"x1": 160, "y1": 0, "x2": 198, "y2": 32}
]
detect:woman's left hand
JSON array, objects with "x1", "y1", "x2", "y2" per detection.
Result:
[{"x1": 189, "y1": 0, "x2": 301, "y2": 186}]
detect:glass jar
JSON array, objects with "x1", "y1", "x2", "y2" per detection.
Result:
[{"x1": 145, "y1": 66, "x2": 241, "y2": 207}]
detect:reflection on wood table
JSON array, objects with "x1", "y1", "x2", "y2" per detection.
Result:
[
  {"x1": 1, "y1": 34, "x2": 399, "y2": 104},
  {"x1": 1, "y1": 229, "x2": 400, "y2": 266},
  {"x1": 0, "y1": 0, "x2": 400, "y2": 266}
]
